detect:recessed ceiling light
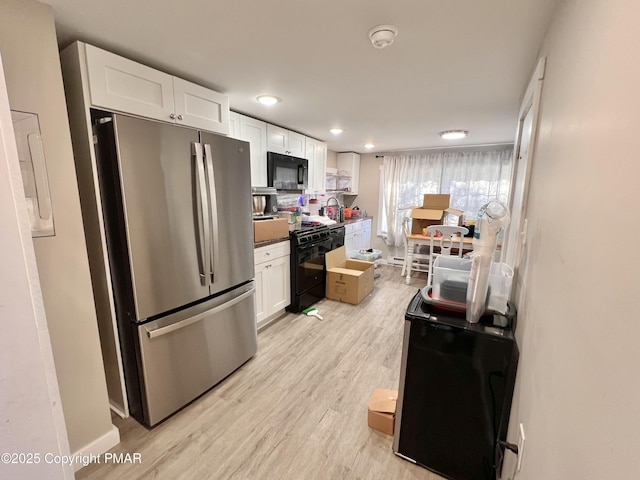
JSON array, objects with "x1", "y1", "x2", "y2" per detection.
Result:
[
  {"x1": 364, "y1": 143, "x2": 375, "y2": 149},
  {"x1": 330, "y1": 128, "x2": 343, "y2": 135},
  {"x1": 257, "y1": 95, "x2": 279, "y2": 105},
  {"x1": 439, "y1": 130, "x2": 469, "y2": 140}
]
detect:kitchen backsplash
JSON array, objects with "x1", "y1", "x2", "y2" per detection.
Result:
[{"x1": 276, "y1": 192, "x2": 357, "y2": 213}]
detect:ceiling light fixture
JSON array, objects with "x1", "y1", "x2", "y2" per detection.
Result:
[
  {"x1": 364, "y1": 143, "x2": 375, "y2": 149},
  {"x1": 368, "y1": 25, "x2": 398, "y2": 49},
  {"x1": 330, "y1": 128, "x2": 343, "y2": 135},
  {"x1": 439, "y1": 130, "x2": 469, "y2": 140},
  {"x1": 257, "y1": 95, "x2": 279, "y2": 105}
]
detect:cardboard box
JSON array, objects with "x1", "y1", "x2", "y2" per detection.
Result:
[
  {"x1": 367, "y1": 389, "x2": 398, "y2": 436},
  {"x1": 253, "y1": 218, "x2": 289, "y2": 243},
  {"x1": 325, "y1": 246, "x2": 374, "y2": 305},
  {"x1": 410, "y1": 194, "x2": 464, "y2": 234}
]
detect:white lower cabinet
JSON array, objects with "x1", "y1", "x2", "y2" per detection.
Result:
[
  {"x1": 361, "y1": 219, "x2": 372, "y2": 250},
  {"x1": 344, "y1": 219, "x2": 372, "y2": 254},
  {"x1": 254, "y1": 241, "x2": 290, "y2": 327}
]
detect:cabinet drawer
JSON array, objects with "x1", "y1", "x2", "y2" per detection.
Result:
[{"x1": 254, "y1": 241, "x2": 290, "y2": 264}]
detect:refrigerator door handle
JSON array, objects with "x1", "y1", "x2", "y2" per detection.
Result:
[
  {"x1": 144, "y1": 287, "x2": 255, "y2": 339},
  {"x1": 193, "y1": 142, "x2": 211, "y2": 286},
  {"x1": 204, "y1": 143, "x2": 219, "y2": 284}
]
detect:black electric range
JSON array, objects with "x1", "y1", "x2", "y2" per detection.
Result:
[{"x1": 287, "y1": 223, "x2": 345, "y2": 312}]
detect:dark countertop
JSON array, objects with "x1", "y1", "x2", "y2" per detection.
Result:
[
  {"x1": 254, "y1": 236, "x2": 290, "y2": 249},
  {"x1": 252, "y1": 216, "x2": 372, "y2": 249},
  {"x1": 332, "y1": 216, "x2": 373, "y2": 228}
]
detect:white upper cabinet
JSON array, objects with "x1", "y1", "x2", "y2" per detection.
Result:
[
  {"x1": 85, "y1": 44, "x2": 174, "y2": 120},
  {"x1": 84, "y1": 43, "x2": 229, "y2": 135},
  {"x1": 228, "y1": 111, "x2": 240, "y2": 139},
  {"x1": 267, "y1": 124, "x2": 305, "y2": 157},
  {"x1": 229, "y1": 112, "x2": 268, "y2": 187},
  {"x1": 337, "y1": 152, "x2": 361, "y2": 195},
  {"x1": 305, "y1": 137, "x2": 327, "y2": 194},
  {"x1": 172, "y1": 77, "x2": 229, "y2": 134}
]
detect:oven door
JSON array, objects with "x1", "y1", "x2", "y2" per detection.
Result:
[{"x1": 295, "y1": 238, "x2": 332, "y2": 294}]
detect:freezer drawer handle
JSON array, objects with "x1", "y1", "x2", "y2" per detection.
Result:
[{"x1": 144, "y1": 287, "x2": 255, "y2": 339}]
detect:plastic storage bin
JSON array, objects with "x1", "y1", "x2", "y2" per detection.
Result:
[
  {"x1": 487, "y1": 262, "x2": 513, "y2": 314},
  {"x1": 432, "y1": 256, "x2": 472, "y2": 304},
  {"x1": 431, "y1": 256, "x2": 513, "y2": 314}
]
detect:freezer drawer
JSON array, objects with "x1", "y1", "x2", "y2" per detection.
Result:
[{"x1": 137, "y1": 282, "x2": 257, "y2": 426}]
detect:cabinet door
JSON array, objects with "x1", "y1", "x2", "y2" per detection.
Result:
[
  {"x1": 254, "y1": 261, "x2": 268, "y2": 325},
  {"x1": 305, "y1": 138, "x2": 318, "y2": 194},
  {"x1": 361, "y1": 220, "x2": 372, "y2": 250},
  {"x1": 353, "y1": 231, "x2": 362, "y2": 251},
  {"x1": 337, "y1": 152, "x2": 360, "y2": 194},
  {"x1": 344, "y1": 232, "x2": 355, "y2": 254},
  {"x1": 267, "y1": 124, "x2": 288, "y2": 154},
  {"x1": 228, "y1": 111, "x2": 241, "y2": 139},
  {"x1": 268, "y1": 255, "x2": 290, "y2": 313},
  {"x1": 172, "y1": 77, "x2": 229, "y2": 134},
  {"x1": 312, "y1": 141, "x2": 327, "y2": 194},
  {"x1": 240, "y1": 115, "x2": 268, "y2": 187},
  {"x1": 85, "y1": 44, "x2": 174, "y2": 122},
  {"x1": 287, "y1": 131, "x2": 306, "y2": 158}
]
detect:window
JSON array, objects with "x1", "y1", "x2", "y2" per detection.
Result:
[{"x1": 380, "y1": 147, "x2": 513, "y2": 247}]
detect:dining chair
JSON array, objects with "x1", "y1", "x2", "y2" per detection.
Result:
[
  {"x1": 426, "y1": 224, "x2": 469, "y2": 287},
  {"x1": 401, "y1": 216, "x2": 431, "y2": 277}
]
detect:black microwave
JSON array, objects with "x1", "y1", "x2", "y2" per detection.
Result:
[{"x1": 267, "y1": 151, "x2": 308, "y2": 190}]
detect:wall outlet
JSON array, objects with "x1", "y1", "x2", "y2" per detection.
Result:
[{"x1": 516, "y1": 423, "x2": 526, "y2": 472}]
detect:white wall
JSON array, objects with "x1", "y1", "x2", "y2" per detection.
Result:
[
  {"x1": 0, "y1": 0, "x2": 117, "y2": 456},
  {"x1": 0, "y1": 53, "x2": 72, "y2": 480},
  {"x1": 506, "y1": 0, "x2": 640, "y2": 478}
]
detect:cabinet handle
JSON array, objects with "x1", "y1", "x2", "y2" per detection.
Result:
[
  {"x1": 170, "y1": 113, "x2": 176, "y2": 119},
  {"x1": 266, "y1": 252, "x2": 271, "y2": 256},
  {"x1": 177, "y1": 114, "x2": 184, "y2": 120}
]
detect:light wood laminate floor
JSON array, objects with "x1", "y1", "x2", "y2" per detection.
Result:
[{"x1": 77, "y1": 266, "x2": 443, "y2": 480}]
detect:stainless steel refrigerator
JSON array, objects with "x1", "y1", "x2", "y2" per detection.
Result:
[{"x1": 94, "y1": 114, "x2": 257, "y2": 426}]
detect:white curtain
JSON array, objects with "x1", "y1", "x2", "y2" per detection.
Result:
[{"x1": 382, "y1": 147, "x2": 513, "y2": 247}]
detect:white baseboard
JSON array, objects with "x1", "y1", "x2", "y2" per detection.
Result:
[{"x1": 73, "y1": 424, "x2": 120, "y2": 472}]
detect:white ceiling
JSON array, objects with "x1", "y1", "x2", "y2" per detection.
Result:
[{"x1": 42, "y1": 0, "x2": 560, "y2": 154}]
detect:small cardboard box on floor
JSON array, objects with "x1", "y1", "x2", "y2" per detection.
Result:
[
  {"x1": 325, "y1": 246, "x2": 374, "y2": 305},
  {"x1": 410, "y1": 194, "x2": 464, "y2": 234},
  {"x1": 367, "y1": 389, "x2": 398, "y2": 435},
  {"x1": 253, "y1": 218, "x2": 289, "y2": 243}
]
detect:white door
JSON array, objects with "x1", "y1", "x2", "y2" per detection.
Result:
[{"x1": 502, "y1": 58, "x2": 546, "y2": 302}]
